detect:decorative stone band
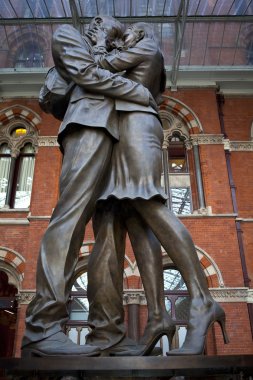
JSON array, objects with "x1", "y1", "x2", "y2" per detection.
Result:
[
  {"x1": 190, "y1": 134, "x2": 224, "y2": 146},
  {"x1": 210, "y1": 287, "x2": 253, "y2": 303},
  {"x1": 188, "y1": 135, "x2": 253, "y2": 151},
  {"x1": 38, "y1": 135, "x2": 253, "y2": 151},
  {"x1": 38, "y1": 136, "x2": 59, "y2": 147},
  {"x1": 17, "y1": 288, "x2": 253, "y2": 305},
  {"x1": 228, "y1": 141, "x2": 253, "y2": 151}
]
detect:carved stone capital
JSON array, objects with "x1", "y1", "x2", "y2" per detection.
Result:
[
  {"x1": 123, "y1": 290, "x2": 147, "y2": 305},
  {"x1": 185, "y1": 140, "x2": 193, "y2": 150},
  {"x1": 17, "y1": 290, "x2": 36, "y2": 304},
  {"x1": 38, "y1": 136, "x2": 59, "y2": 147}
]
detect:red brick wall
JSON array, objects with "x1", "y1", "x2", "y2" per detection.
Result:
[{"x1": 1, "y1": 91, "x2": 253, "y2": 357}]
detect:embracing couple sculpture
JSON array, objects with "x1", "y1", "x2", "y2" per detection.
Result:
[{"x1": 21, "y1": 15, "x2": 229, "y2": 358}]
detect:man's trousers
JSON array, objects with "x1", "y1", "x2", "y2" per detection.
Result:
[{"x1": 22, "y1": 127, "x2": 115, "y2": 346}]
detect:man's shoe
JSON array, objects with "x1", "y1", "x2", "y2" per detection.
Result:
[
  {"x1": 21, "y1": 332, "x2": 101, "y2": 357},
  {"x1": 102, "y1": 337, "x2": 162, "y2": 356}
]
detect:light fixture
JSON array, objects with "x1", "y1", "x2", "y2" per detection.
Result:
[
  {"x1": 14, "y1": 128, "x2": 27, "y2": 136},
  {"x1": 3, "y1": 309, "x2": 14, "y2": 315}
]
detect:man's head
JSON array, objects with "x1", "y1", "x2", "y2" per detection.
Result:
[
  {"x1": 123, "y1": 22, "x2": 155, "y2": 48},
  {"x1": 88, "y1": 16, "x2": 124, "y2": 49}
]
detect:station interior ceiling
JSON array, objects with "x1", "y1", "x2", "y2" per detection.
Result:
[{"x1": 0, "y1": 0, "x2": 252, "y2": 95}]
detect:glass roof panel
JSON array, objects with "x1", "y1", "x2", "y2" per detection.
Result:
[
  {"x1": 114, "y1": 0, "x2": 130, "y2": 17},
  {"x1": 0, "y1": 0, "x2": 17, "y2": 18},
  {"x1": 0, "y1": 0, "x2": 252, "y2": 18},
  {"x1": 0, "y1": 0, "x2": 252, "y2": 69},
  {"x1": 42, "y1": 0, "x2": 67, "y2": 17},
  {"x1": 26, "y1": 0, "x2": 49, "y2": 18}
]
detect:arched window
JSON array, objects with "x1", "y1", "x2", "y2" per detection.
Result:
[
  {"x1": 0, "y1": 124, "x2": 36, "y2": 209},
  {"x1": 13, "y1": 143, "x2": 35, "y2": 209},
  {"x1": 168, "y1": 133, "x2": 192, "y2": 215},
  {"x1": 158, "y1": 267, "x2": 190, "y2": 354},
  {"x1": 0, "y1": 144, "x2": 11, "y2": 208},
  {"x1": 14, "y1": 43, "x2": 44, "y2": 68},
  {"x1": 0, "y1": 270, "x2": 18, "y2": 357},
  {"x1": 66, "y1": 272, "x2": 90, "y2": 345},
  {"x1": 161, "y1": 109, "x2": 205, "y2": 213}
]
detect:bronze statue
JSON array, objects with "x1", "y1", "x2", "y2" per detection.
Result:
[
  {"x1": 86, "y1": 22, "x2": 229, "y2": 356},
  {"x1": 22, "y1": 15, "x2": 229, "y2": 358},
  {"x1": 21, "y1": 16, "x2": 155, "y2": 358}
]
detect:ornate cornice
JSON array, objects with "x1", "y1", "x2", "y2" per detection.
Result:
[
  {"x1": 210, "y1": 287, "x2": 253, "y2": 303},
  {"x1": 123, "y1": 290, "x2": 147, "y2": 305},
  {"x1": 17, "y1": 290, "x2": 36, "y2": 304},
  {"x1": 185, "y1": 136, "x2": 253, "y2": 151},
  {"x1": 190, "y1": 134, "x2": 224, "y2": 146},
  {"x1": 38, "y1": 136, "x2": 59, "y2": 147},
  {"x1": 229, "y1": 141, "x2": 253, "y2": 151},
  {"x1": 17, "y1": 288, "x2": 253, "y2": 306}
]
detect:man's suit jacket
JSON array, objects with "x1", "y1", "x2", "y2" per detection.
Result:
[{"x1": 51, "y1": 25, "x2": 153, "y2": 142}]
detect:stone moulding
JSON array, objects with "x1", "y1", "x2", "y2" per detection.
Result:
[
  {"x1": 186, "y1": 135, "x2": 253, "y2": 151},
  {"x1": 190, "y1": 134, "x2": 224, "y2": 146},
  {"x1": 210, "y1": 287, "x2": 253, "y2": 303},
  {"x1": 229, "y1": 141, "x2": 253, "y2": 151},
  {"x1": 18, "y1": 288, "x2": 253, "y2": 305},
  {"x1": 38, "y1": 136, "x2": 59, "y2": 147},
  {"x1": 37, "y1": 135, "x2": 253, "y2": 151}
]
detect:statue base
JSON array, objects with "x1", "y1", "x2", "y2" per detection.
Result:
[{"x1": 0, "y1": 355, "x2": 253, "y2": 380}]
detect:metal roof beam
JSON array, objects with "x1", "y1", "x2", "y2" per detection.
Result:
[
  {"x1": 0, "y1": 15, "x2": 253, "y2": 25},
  {"x1": 170, "y1": 0, "x2": 189, "y2": 89}
]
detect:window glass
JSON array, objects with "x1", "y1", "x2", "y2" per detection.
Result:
[
  {"x1": 70, "y1": 272, "x2": 89, "y2": 321},
  {"x1": 14, "y1": 144, "x2": 35, "y2": 209},
  {"x1": 164, "y1": 268, "x2": 187, "y2": 291},
  {"x1": 162, "y1": 268, "x2": 190, "y2": 353},
  {"x1": 0, "y1": 144, "x2": 11, "y2": 208},
  {"x1": 14, "y1": 44, "x2": 44, "y2": 68},
  {"x1": 167, "y1": 135, "x2": 192, "y2": 215},
  {"x1": 67, "y1": 272, "x2": 90, "y2": 345},
  {"x1": 170, "y1": 187, "x2": 192, "y2": 215}
]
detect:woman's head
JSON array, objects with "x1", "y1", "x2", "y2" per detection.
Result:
[
  {"x1": 123, "y1": 22, "x2": 156, "y2": 48},
  {"x1": 88, "y1": 15, "x2": 124, "y2": 49}
]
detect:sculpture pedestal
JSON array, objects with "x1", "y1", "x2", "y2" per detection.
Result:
[{"x1": 0, "y1": 355, "x2": 253, "y2": 380}]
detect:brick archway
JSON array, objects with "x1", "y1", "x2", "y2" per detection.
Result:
[
  {"x1": 159, "y1": 95, "x2": 203, "y2": 135},
  {"x1": 162, "y1": 246, "x2": 224, "y2": 288},
  {"x1": 0, "y1": 247, "x2": 26, "y2": 287},
  {"x1": 0, "y1": 105, "x2": 41, "y2": 128}
]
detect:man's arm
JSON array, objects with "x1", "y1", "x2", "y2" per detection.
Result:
[{"x1": 52, "y1": 25, "x2": 150, "y2": 106}]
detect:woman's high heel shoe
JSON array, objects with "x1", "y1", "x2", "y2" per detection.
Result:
[
  {"x1": 167, "y1": 301, "x2": 229, "y2": 356},
  {"x1": 139, "y1": 315, "x2": 176, "y2": 356}
]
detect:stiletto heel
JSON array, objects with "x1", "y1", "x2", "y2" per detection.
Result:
[
  {"x1": 139, "y1": 316, "x2": 176, "y2": 356},
  {"x1": 167, "y1": 301, "x2": 229, "y2": 356},
  {"x1": 217, "y1": 317, "x2": 229, "y2": 344},
  {"x1": 167, "y1": 329, "x2": 175, "y2": 348}
]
